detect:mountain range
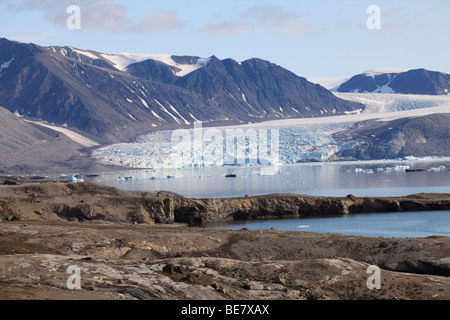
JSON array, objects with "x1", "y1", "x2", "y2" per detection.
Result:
[
  {"x1": 334, "y1": 68, "x2": 450, "y2": 95},
  {"x1": 0, "y1": 37, "x2": 362, "y2": 145},
  {"x1": 0, "y1": 37, "x2": 449, "y2": 173}
]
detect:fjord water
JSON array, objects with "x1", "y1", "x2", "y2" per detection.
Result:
[
  {"x1": 93, "y1": 160, "x2": 450, "y2": 199},
  {"x1": 215, "y1": 210, "x2": 450, "y2": 239},
  {"x1": 90, "y1": 159, "x2": 450, "y2": 238}
]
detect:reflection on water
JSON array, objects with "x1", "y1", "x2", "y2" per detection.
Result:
[
  {"x1": 88, "y1": 160, "x2": 450, "y2": 199},
  {"x1": 86, "y1": 160, "x2": 450, "y2": 239},
  {"x1": 213, "y1": 210, "x2": 450, "y2": 239}
]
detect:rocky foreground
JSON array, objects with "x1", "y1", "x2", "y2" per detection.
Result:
[
  {"x1": 0, "y1": 182, "x2": 449, "y2": 300},
  {"x1": 1, "y1": 181, "x2": 450, "y2": 225}
]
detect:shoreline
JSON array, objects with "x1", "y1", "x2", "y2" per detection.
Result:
[
  {"x1": 2, "y1": 155, "x2": 449, "y2": 179},
  {"x1": 0, "y1": 181, "x2": 449, "y2": 226}
]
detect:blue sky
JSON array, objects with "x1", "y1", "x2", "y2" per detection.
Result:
[{"x1": 0, "y1": 0, "x2": 448, "y2": 78}]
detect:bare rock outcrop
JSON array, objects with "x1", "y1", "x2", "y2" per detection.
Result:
[
  {"x1": 0, "y1": 182, "x2": 177, "y2": 224},
  {"x1": 0, "y1": 221, "x2": 449, "y2": 300},
  {"x1": 174, "y1": 193, "x2": 450, "y2": 224},
  {"x1": 0, "y1": 182, "x2": 449, "y2": 225}
]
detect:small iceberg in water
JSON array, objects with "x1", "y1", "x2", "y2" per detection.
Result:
[
  {"x1": 118, "y1": 176, "x2": 134, "y2": 181},
  {"x1": 67, "y1": 175, "x2": 84, "y2": 183},
  {"x1": 167, "y1": 174, "x2": 183, "y2": 179}
]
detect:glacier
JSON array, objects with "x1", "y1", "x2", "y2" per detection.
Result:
[{"x1": 92, "y1": 93, "x2": 450, "y2": 170}]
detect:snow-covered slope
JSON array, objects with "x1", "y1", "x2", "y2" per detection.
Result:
[
  {"x1": 48, "y1": 45, "x2": 212, "y2": 77},
  {"x1": 100, "y1": 53, "x2": 211, "y2": 76},
  {"x1": 334, "y1": 92, "x2": 450, "y2": 114},
  {"x1": 23, "y1": 120, "x2": 100, "y2": 148}
]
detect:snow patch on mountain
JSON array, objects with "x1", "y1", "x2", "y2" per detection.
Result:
[
  {"x1": 24, "y1": 119, "x2": 100, "y2": 148},
  {"x1": 0, "y1": 56, "x2": 14, "y2": 77},
  {"x1": 363, "y1": 68, "x2": 412, "y2": 77},
  {"x1": 100, "y1": 53, "x2": 211, "y2": 76},
  {"x1": 69, "y1": 47, "x2": 99, "y2": 60}
]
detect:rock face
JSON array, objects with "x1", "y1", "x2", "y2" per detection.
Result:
[
  {"x1": 174, "y1": 193, "x2": 450, "y2": 224},
  {"x1": 0, "y1": 182, "x2": 178, "y2": 224},
  {"x1": 333, "y1": 113, "x2": 450, "y2": 160},
  {"x1": 0, "y1": 182, "x2": 449, "y2": 225}
]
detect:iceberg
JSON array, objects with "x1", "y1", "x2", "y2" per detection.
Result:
[
  {"x1": 67, "y1": 175, "x2": 84, "y2": 183},
  {"x1": 167, "y1": 174, "x2": 183, "y2": 179},
  {"x1": 118, "y1": 176, "x2": 134, "y2": 181}
]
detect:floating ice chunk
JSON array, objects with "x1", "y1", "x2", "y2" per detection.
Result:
[
  {"x1": 167, "y1": 174, "x2": 183, "y2": 179},
  {"x1": 118, "y1": 176, "x2": 134, "y2": 181},
  {"x1": 394, "y1": 166, "x2": 410, "y2": 172},
  {"x1": 68, "y1": 175, "x2": 84, "y2": 183},
  {"x1": 403, "y1": 156, "x2": 419, "y2": 161}
]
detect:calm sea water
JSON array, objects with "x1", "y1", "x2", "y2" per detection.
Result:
[
  {"x1": 90, "y1": 160, "x2": 450, "y2": 199},
  {"x1": 213, "y1": 211, "x2": 450, "y2": 239},
  {"x1": 87, "y1": 159, "x2": 450, "y2": 238}
]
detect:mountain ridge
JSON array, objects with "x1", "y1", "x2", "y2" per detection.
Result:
[
  {"x1": 335, "y1": 68, "x2": 450, "y2": 95},
  {"x1": 0, "y1": 37, "x2": 363, "y2": 145}
]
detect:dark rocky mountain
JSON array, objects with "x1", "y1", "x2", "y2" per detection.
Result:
[
  {"x1": 0, "y1": 38, "x2": 363, "y2": 145},
  {"x1": 336, "y1": 69, "x2": 450, "y2": 95},
  {"x1": 332, "y1": 113, "x2": 450, "y2": 160}
]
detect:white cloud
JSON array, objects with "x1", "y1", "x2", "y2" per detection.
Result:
[
  {"x1": 2, "y1": 0, "x2": 184, "y2": 33},
  {"x1": 134, "y1": 10, "x2": 183, "y2": 33},
  {"x1": 199, "y1": 20, "x2": 254, "y2": 36},
  {"x1": 199, "y1": 5, "x2": 323, "y2": 38},
  {"x1": 267, "y1": 20, "x2": 324, "y2": 38},
  {"x1": 246, "y1": 5, "x2": 324, "y2": 38}
]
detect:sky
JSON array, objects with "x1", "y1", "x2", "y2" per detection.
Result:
[{"x1": 0, "y1": 0, "x2": 449, "y2": 79}]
